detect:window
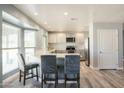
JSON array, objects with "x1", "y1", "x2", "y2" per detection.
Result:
[
  {"x1": 24, "y1": 30, "x2": 36, "y2": 62},
  {"x1": 2, "y1": 24, "x2": 19, "y2": 48},
  {"x1": 2, "y1": 23, "x2": 20, "y2": 75},
  {"x1": 2, "y1": 49, "x2": 18, "y2": 74},
  {"x1": 24, "y1": 30, "x2": 35, "y2": 47}
]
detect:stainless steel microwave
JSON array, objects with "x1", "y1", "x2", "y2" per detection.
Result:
[{"x1": 66, "y1": 37, "x2": 75, "y2": 42}]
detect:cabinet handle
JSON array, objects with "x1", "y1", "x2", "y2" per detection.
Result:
[{"x1": 100, "y1": 51, "x2": 102, "y2": 53}]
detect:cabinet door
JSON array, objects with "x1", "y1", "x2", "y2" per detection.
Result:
[
  {"x1": 76, "y1": 33, "x2": 84, "y2": 43},
  {"x1": 56, "y1": 33, "x2": 66, "y2": 43},
  {"x1": 48, "y1": 34, "x2": 57, "y2": 43}
]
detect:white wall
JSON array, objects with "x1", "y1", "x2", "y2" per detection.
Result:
[
  {"x1": 89, "y1": 22, "x2": 94, "y2": 68},
  {"x1": 0, "y1": 6, "x2": 2, "y2": 88},
  {"x1": 89, "y1": 22, "x2": 123, "y2": 69},
  {"x1": 122, "y1": 24, "x2": 124, "y2": 57}
]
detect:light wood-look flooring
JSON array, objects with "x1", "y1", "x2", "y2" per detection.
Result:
[
  {"x1": 80, "y1": 62, "x2": 124, "y2": 88},
  {"x1": 3, "y1": 62, "x2": 124, "y2": 88}
]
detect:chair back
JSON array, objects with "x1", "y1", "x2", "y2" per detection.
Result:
[
  {"x1": 65, "y1": 55, "x2": 80, "y2": 74},
  {"x1": 17, "y1": 53, "x2": 26, "y2": 71},
  {"x1": 41, "y1": 55, "x2": 57, "y2": 74}
]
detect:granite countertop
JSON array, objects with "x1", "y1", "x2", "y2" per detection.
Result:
[{"x1": 48, "y1": 48, "x2": 56, "y2": 53}]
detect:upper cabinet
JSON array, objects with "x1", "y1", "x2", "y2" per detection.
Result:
[
  {"x1": 48, "y1": 32, "x2": 88, "y2": 50},
  {"x1": 48, "y1": 33, "x2": 57, "y2": 43},
  {"x1": 48, "y1": 33, "x2": 85, "y2": 44},
  {"x1": 48, "y1": 33, "x2": 66, "y2": 43},
  {"x1": 56, "y1": 33, "x2": 66, "y2": 43},
  {"x1": 75, "y1": 33, "x2": 84, "y2": 43}
]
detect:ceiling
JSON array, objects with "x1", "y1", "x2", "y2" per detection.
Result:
[{"x1": 14, "y1": 4, "x2": 124, "y2": 32}]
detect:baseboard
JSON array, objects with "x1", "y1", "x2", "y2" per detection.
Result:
[
  {"x1": 90, "y1": 65, "x2": 93, "y2": 69},
  {"x1": 90, "y1": 65, "x2": 99, "y2": 70},
  {"x1": 117, "y1": 67, "x2": 123, "y2": 70},
  {"x1": 93, "y1": 67, "x2": 99, "y2": 70},
  {"x1": 3, "y1": 68, "x2": 19, "y2": 80},
  {"x1": 90, "y1": 66, "x2": 123, "y2": 70}
]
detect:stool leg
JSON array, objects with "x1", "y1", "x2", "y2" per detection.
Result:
[
  {"x1": 77, "y1": 73, "x2": 80, "y2": 88},
  {"x1": 44, "y1": 74, "x2": 46, "y2": 84},
  {"x1": 31, "y1": 69, "x2": 33, "y2": 78},
  {"x1": 19, "y1": 70, "x2": 21, "y2": 82},
  {"x1": 36, "y1": 67, "x2": 39, "y2": 81},
  {"x1": 55, "y1": 74, "x2": 57, "y2": 88},
  {"x1": 64, "y1": 74, "x2": 67, "y2": 88},
  {"x1": 41, "y1": 74, "x2": 43, "y2": 88},
  {"x1": 23, "y1": 70, "x2": 26, "y2": 86}
]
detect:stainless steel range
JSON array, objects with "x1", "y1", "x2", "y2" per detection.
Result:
[{"x1": 66, "y1": 46, "x2": 75, "y2": 53}]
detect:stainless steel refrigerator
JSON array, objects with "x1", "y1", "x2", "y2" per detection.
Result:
[{"x1": 84, "y1": 37, "x2": 90, "y2": 66}]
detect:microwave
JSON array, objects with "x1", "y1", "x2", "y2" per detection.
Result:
[{"x1": 66, "y1": 37, "x2": 75, "y2": 42}]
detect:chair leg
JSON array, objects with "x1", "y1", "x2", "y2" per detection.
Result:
[
  {"x1": 19, "y1": 70, "x2": 21, "y2": 82},
  {"x1": 44, "y1": 74, "x2": 46, "y2": 84},
  {"x1": 55, "y1": 73, "x2": 58, "y2": 88},
  {"x1": 78, "y1": 79, "x2": 80, "y2": 88},
  {"x1": 41, "y1": 74, "x2": 43, "y2": 88},
  {"x1": 31, "y1": 69, "x2": 33, "y2": 78},
  {"x1": 23, "y1": 70, "x2": 26, "y2": 86},
  {"x1": 55, "y1": 80, "x2": 56, "y2": 88},
  {"x1": 77, "y1": 73, "x2": 80, "y2": 88},
  {"x1": 56, "y1": 73, "x2": 58, "y2": 84},
  {"x1": 64, "y1": 74, "x2": 67, "y2": 88},
  {"x1": 36, "y1": 67, "x2": 39, "y2": 81}
]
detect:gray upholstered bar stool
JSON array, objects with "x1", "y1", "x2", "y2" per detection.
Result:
[
  {"x1": 17, "y1": 53, "x2": 39, "y2": 86},
  {"x1": 64, "y1": 55, "x2": 80, "y2": 88},
  {"x1": 41, "y1": 55, "x2": 58, "y2": 88}
]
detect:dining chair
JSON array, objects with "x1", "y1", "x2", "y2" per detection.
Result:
[
  {"x1": 17, "y1": 53, "x2": 39, "y2": 86},
  {"x1": 64, "y1": 55, "x2": 80, "y2": 88},
  {"x1": 41, "y1": 55, "x2": 58, "y2": 88}
]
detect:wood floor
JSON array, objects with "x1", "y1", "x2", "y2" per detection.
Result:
[
  {"x1": 3, "y1": 62, "x2": 124, "y2": 88},
  {"x1": 80, "y1": 62, "x2": 124, "y2": 88}
]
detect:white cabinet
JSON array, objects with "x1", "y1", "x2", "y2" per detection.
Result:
[
  {"x1": 48, "y1": 32, "x2": 87, "y2": 50},
  {"x1": 48, "y1": 33, "x2": 66, "y2": 43},
  {"x1": 76, "y1": 33, "x2": 84, "y2": 43},
  {"x1": 56, "y1": 44, "x2": 66, "y2": 50},
  {"x1": 48, "y1": 33, "x2": 57, "y2": 43},
  {"x1": 75, "y1": 33, "x2": 84, "y2": 49},
  {"x1": 48, "y1": 33, "x2": 66, "y2": 50},
  {"x1": 56, "y1": 33, "x2": 66, "y2": 43}
]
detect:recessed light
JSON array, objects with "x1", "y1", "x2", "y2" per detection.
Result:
[
  {"x1": 71, "y1": 18, "x2": 78, "y2": 21},
  {"x1": 44, "y1": 22, "x2": 47, "y2": 24},
  {"x1": 34, "y1": 12, "x2": 38, "y2": 15},
  {"x1": 48, "y1": 26, "x2": 51, "y2": 29},
  {"x1": 64, "y1": 12, "x2": 68, "y2": 16}
]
